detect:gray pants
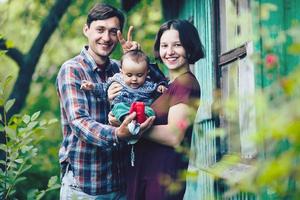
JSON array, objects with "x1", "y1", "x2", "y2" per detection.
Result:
[{"x1": 60, "y1": 170, "x2": 126, "y2": 200}]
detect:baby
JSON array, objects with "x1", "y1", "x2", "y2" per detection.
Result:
[
  {"x1": 81, "y1": 50, "x2": 167, "y2": 165},
  {"x1": 81, "y1": 49, "x2": 166, "y2": 125}
]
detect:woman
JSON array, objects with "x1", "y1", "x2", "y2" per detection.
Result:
[{"x1": 126, "y1": 19, "x2": 205, "y2": 200}]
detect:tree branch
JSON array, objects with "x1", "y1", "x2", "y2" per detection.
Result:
[
  {"x1": 26, "y1": 0, "x2": 72, "y2": 69},
  {"x1": 7, "y1": 0, "x2": 72, "y2": 118},
  {"x1": 0, "y1": 38, "x2": 24, "y2": 67}
]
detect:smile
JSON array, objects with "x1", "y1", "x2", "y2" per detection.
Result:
[
  {"x1": 166, "y1": 57, "x2": 178, "y2": 61},
  {"x1": 98, "y1": 43, "x2": 111, "y2": 48}
]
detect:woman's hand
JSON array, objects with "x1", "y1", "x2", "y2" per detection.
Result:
[
  {"x1": 107, "y1": 82, "x2": 122, "y2": 102},
  {"x1": 117, "y1": 26, "x2": 141, "y2": 53},
  {"x1": 108, "y1": 111, "x2": 121, "y2": 127}
]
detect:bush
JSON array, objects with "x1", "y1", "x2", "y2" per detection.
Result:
[{"x1": 0, "y1": 76, "x2": 60, "y2": 200}]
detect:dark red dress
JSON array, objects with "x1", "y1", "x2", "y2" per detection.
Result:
[{"x1": 126, "y1": 72, "x2": 201, "y2": 200}]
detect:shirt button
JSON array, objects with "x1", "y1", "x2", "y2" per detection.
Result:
[
  {"x1": 113, "y1": 142, "x2": 117, "y2": 146},
  {"x1": 96, "y1": 97, "x2": 101, "y2": 101}
]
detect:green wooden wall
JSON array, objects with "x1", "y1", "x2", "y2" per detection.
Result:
[
  {"x1": 174, "y1": 0, "x2": 218, "y2": 200},
  {"x1": 257, "y1": 0, "x2": 300, "y2": 88}
]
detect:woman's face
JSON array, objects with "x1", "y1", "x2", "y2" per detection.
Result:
[{"x1": 159, "y1": 29, "x2": 188, "y2": 70}]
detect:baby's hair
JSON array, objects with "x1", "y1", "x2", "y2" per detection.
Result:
[{"x1": 120, "y1": 50, "x2": 150, "y2": 68}]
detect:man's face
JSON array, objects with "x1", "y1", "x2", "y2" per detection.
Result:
[{"x1": 83, "y1": 17, "x2": 120, "y2": 62}]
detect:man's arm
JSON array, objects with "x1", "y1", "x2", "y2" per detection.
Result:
[{"x1": 57, "y1": 64, "x2": 118, "y2": 148}]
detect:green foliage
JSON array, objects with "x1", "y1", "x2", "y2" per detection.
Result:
[
  {"x1": 126, "y1": 0, "x2": 163, "y2": 60},
  {"x1": 215, "y1": 67, "x2": 300, "y2": 199},
  {"x1": 0, "y1": 76, "x2": 59, "y2": 199},
  {"x1": 210, "y1": 3, "x2": 300, "y2": 199}
]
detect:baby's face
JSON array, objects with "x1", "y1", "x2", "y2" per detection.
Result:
[{"x1": 121, "y1": 59, "x2": 148, "y2": 89}]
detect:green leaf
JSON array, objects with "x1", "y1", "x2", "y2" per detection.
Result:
[
  {"x1": 20, "y1": 165, "x2": 32, "y2": 174},
  {"x1": 0, "y1": 144, "x2": 7, "y2": 151},
  {"x1": 31, "y1": 111, "x2": 40, "y2": 121},
  {"x1": 9, "y1": 114, "x2": 22, "y2": 124},
  {"x1": 45, "y1": 184, "x2": 60, "y2": 192},
  {"x1": 36, "y1": 190, "x2": 46, "y2": 200},
  {"x1": 48, "y1": 118, "x2": 58, "y2": 125},
  {"x1": 0, "y1": 113, "x2": 2, "y2": 122},
  {"x1": 27, "y1": 121, "x2": 39, "y2": 129},
  {"x1": 5, "y1": 126, "x2": 16, "y2": 140},
  {"x1": 0, "y1": 50, "x2": 7, "y2": 56},
  {"x1": 5, "y1": 40, "x2": 14, "y2": 48},
  {"x1": 15, "y1": 177, "x2": 26, "y2": 184},
  {"x1": 3, "y1": 75, "x2": 13, "y2": 90},
  {"x1": 21, "y1": 145, "x2": 33, "y2": 153},
  {"x1": 8, "y1": 162, "x2": 17, "y2": 170},
  {"x1": 0, "y1": 160, "x2": 7, "y2": 165},
  {"x1": 4, "y1": 99, "x2": 15, "y2": 113},
  {"x1": 27, "y1": 189, "x2": 39, "y2": 200},
  {"x1": 9, "y1": 189, "x2": 16, "y2": 196},
  {"x1": 48, "y1": 176, "x2": 58, "y2": 187},
  {"x1": 22, "y1": 115, "x2": 31, "y2": 124},
  {"x1": 39, "y1": 119, "x2": 47, "y2": 126},
  {"x1": 15, "y1": 159, "x2": 24, "y2": 164},
  {"x1": 0, "y1": 99, "x2": 4, "y2": 107},
  {"x1": 0, "y1": 123, "x2": 4, "y2": 132}
]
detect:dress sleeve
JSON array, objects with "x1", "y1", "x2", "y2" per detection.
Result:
[{"x1": 170, "y1": 84, "x2": 193, "y2": 107}]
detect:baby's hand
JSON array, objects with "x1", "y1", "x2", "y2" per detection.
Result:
[
  {"x1": 108, "y1": 82, "x2": 122, "y2": 102},
  {"x1": 80, "y1": 80, "x2": 95, "y2": 91},
  {"x1": 157, "y1": 85, "x2": 167, "y2": 93}
]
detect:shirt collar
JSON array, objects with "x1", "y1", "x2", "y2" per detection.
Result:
[{"x1": 80, "y1": 46, "x2": 113, "y2": 73}]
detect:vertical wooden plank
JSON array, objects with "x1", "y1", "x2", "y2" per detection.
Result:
[
  {"x1": 283, "y1": 0, "x2": 300, "y2": 74},
  {"x1": 238, "y1": 44, "x2": 257, "y2": 159},
  {"x1": 177, "y1": 0, "x2": 218, "y2": 200}
]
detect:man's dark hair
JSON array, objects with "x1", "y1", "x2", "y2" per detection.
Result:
[
  {"x1": 120, "y1": 50, "x2": 150, "y2": 68},
  {"x1": 153, "y1": 19, "x2": 205, "y2": 64},
  {"x1": 87, "y1": 4, "x2": 125, "y2": 31}
]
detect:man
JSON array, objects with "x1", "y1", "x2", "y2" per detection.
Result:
[{"x1": 56, "y1": 4, "x2": 154, "y2": 199}]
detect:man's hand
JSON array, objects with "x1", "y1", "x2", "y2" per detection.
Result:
[
  {"x1": 107, "y1": 82, "x2": 122, "y2": 102},
  {"x1": 117, "y1": 26, "x2": 141, "y2": 53},
  {"x1": 115, "y1": 112, "x2": 155, "y2": 140}
]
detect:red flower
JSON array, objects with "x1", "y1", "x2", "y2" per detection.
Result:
[{"x1": 265, "y1": 54, "x2": 278, "y2": 69}]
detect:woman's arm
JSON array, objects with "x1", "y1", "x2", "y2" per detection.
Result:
[{"x1": 144, "y1": 103, "x2": 194, "y2": 147}]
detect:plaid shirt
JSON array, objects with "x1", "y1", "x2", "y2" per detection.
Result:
[{"x1": 56, "y1": 47, "x2": 126, "y2": 195}]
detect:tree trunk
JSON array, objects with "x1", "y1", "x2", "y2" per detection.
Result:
[
  {"x1": 7, "y1": 0, "x2": 72, "y2": 118},
  {"x1": 0, "y1": 0, "x2": 72, "y2": 168}
]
